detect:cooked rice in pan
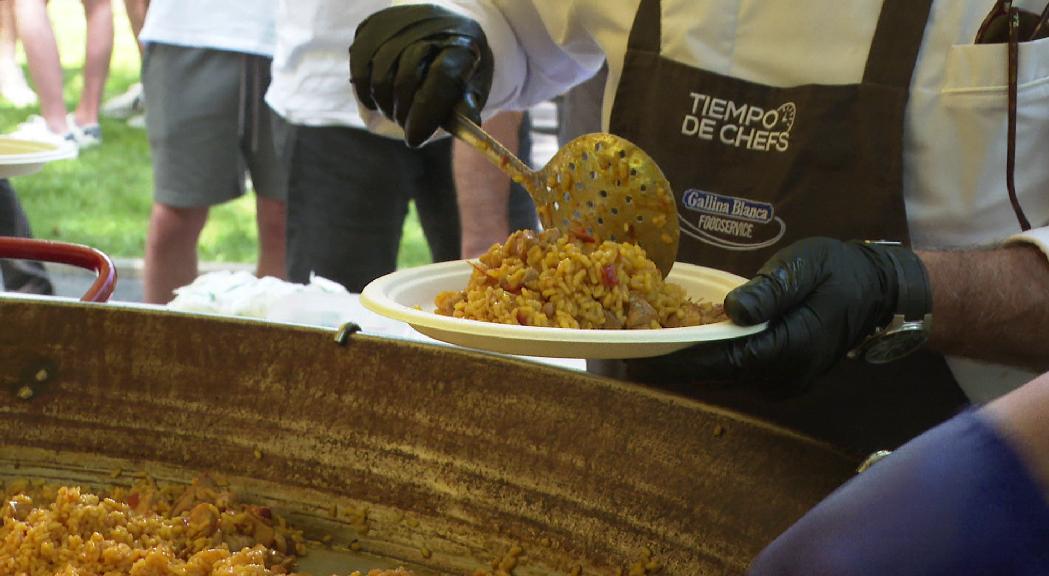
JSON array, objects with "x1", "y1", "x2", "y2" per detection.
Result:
[
  {"x1": 436, "y1": 229, "x2": 726, "y2": 329},
  {"x1": 2, "y1": 475, "x2": 663, "y2": 575},
  {"x1": 0, "y1": 476, "x2": 411, "y2": 576}
]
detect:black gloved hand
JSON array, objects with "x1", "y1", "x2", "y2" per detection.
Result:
[
  {"x1": 632, "y1": 237, "x2": 926, "y2": 394},
  {"x1": 349, "y1": 5, "x2": 493, "y2": 147}
]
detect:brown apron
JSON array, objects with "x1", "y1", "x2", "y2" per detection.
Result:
[{"x1": 599, "y1": 0, "x2": 969, "y2": 455}]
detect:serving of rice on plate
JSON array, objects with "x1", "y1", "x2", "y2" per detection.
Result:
[{"x1": 435, "y1": 229, "x2": 726, "y2": 330}]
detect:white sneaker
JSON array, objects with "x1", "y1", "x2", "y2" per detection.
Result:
[
  {"x1": 66, "y1": 113, "x2": 102, "y2": 149},
  {"x1": 7, "y1": 115, "x2": 78, "y2": 157},
  {"x1": 101, "y1": 82, "x2": 144, "y2": 120},
  {"x1": 0, "y1": 66, "x2": 37, "y2": 108},
  {"x1": 126, "y1": 113, "x2": 146, "y2": 129}
]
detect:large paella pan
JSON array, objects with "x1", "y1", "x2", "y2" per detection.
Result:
[{"x1": 0, "y1": 239, "x2": 857, "y2": 575}]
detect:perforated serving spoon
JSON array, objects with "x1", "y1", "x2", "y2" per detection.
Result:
[{"x1": 445, "y1": 111, "x2": 680, "y2": 277}]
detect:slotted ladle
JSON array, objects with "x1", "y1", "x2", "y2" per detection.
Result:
[{"x1": 445, "y1": 111, "x2": 680, "y2": 277}]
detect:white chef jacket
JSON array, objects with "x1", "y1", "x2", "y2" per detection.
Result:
[
  {"x1": 373, "y1": 0, "x2": 1049, "y2": 401},
  {"x1": 140, "y1": 0, "x2": 277, "y2": 57},
  {"x1": 265, "y1": 0, "x2": 373, "y2": 128}
]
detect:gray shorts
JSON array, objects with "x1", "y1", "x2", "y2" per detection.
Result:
[{"x1": 142, "y1": 43, "x2": 286, "y2": 208}]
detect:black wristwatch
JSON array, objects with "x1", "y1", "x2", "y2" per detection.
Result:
[{"x1": 848, "y1": 241, "x2": 933, "y2": 364}]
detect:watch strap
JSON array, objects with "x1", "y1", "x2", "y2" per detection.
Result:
[
  {"x1": 848, "y1": 240, "x2": 933, "y2": 363},
  {"x1": 883, "y1": 245, "x2": 932, "y2": 322}
]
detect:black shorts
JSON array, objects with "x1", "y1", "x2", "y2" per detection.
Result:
[{"x1": 273, "y1": 116, "x2": 537, "y2": 293}]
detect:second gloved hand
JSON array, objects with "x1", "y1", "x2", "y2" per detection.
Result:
[
  {"x1": 633, "y1": 237, "x2": 917, "y2": 393},
  {"x1": 350, "y1": 5, "x2": 493, "y2": 147}
]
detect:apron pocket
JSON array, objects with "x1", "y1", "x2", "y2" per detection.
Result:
[
  {"x1": 941, "y1": 36, "x2": 1049, "y2": 98},
  {"x1": 930, "y1": 39, "x2": 1049, "y2": 236}
]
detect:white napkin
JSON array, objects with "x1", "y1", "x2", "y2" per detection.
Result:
[{"x1": 167, "y1": 271, "x2": 585, "y2": 371}]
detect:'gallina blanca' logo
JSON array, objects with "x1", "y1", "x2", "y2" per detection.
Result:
[{"x1": 679, "y1": 189, "x2": 787, "y2": 251}]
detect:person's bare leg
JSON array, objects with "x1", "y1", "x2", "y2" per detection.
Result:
[
  {"x1": 0, "y1": 3, "x2": 17, "y2": 64},
  {"x1": 255, "y1": 196, "x2": 286, "y2": 280},
  {"x1": 124, "y1": 0, "x2": 148, "y2": 58},
  {"x1": 0, "y1": 0, "x2": 36, "y2": 106},
  {"x1": 75, "y1": 0, "x2": 112, "y2": 126},
  {"x1": 144, "y1": 203, "x2": 209, "y2": 304},
  {"x1": 13, "y1": 0, "x2": 69, "y2": 134}
]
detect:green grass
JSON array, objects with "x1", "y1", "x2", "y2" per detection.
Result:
[{"x1": 7, "y1": 0, "x2": 431, "y2": 268}]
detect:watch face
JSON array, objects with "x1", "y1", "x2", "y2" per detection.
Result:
[{"x1": 865, "y1": 325, "x2": 928, "y2": 364}]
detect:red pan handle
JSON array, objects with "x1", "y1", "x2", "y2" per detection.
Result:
[{"x1": 0, "y1": 237, "x2": 117, "y2": 302}]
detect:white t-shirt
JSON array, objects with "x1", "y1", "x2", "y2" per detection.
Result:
[
  {"x1": 265, "y1": 1, "x2": 374, "y2": 128},
  {"x1": 139, "y1": 0, "x2": 277, "y2": 57},
  {"x1": 374, "y1": 0, "x2": 1049, "y2": 400}
]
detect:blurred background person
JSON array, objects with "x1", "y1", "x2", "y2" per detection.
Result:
[
  {"x1": 266, "y1": 0, "x2": 457, "y2": 293},
  {"x1": 141, "y1": 0, "x2": 286, "y2": 303},
  {"x1": 0, "y1": 0, "x2": 36, "y2": 107},
  {"x1": 268, "y1": 0, "x2": 539, "y2": 292},
  {"x1": 101, "y1": 0, "x2": 147, "y2": 127},
  {"x1": 8, "y1": 0, "x2": 112, "y2": 150},
  {"x1": 0, "y1": 179, "x2": 53, "y2": 295}
]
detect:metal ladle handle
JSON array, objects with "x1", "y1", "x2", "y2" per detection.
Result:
[{"x1": 443, "y1": 111, "x2": 547, "y2": 202}]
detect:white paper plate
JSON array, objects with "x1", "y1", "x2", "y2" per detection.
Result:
[
  {"x1": 0, "y1": 137, "x2": 76, "y2": 177},
  {"x1": 360, "y1": 260, "x2": 766, "y2": 359}
]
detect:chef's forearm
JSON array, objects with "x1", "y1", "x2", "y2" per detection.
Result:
[
  {"x1": 984, "y1": 371, "x2": 1049, "y2": 501},
  {"x1": 919, "y1": 245, "x2": 1049, "y2": 371},
  {"x1": 454, "y1": 111, "x2": 523, "y2": 258}
]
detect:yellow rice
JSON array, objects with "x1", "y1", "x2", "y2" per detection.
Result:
[
  {"x1": 0, "y1": 477, "x2": 411, "y2": 576},
  {"x1": 2, "y1": 475, "x2": 660, "y2": 576},
  {"x1": 436, "y1": 229, "x2": 725, "y2": 329}
]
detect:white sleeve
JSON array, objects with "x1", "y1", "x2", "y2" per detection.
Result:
[
  {"x1": 392, "y1": 0, "x2": 606, "y2": 113},
  {"x1": 1006, "y1": 226, "x2": 1049, "y2": 260}
]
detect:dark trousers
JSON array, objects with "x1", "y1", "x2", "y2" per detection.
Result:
[
  {"x1": 275, "y1": 117, "x2": 537, "y2": 293},
  {"x1": 509, "y1": 111, "x2": 539, "y2": 232},
  {"x1": 280, "y1": 122, "x2": 458, "y2": 292},
  {"x1": 0, "y1": 179, "x2": 53, "y2": 295}
]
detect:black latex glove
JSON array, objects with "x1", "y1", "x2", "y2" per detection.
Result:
[
  {"x1": 633, "y1": 237, "x2": 919, "y2": 394},
  {"x1": 349, "y1": 5, "x2": 493, "y2": 147}
]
